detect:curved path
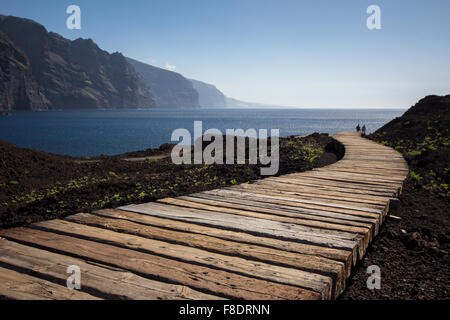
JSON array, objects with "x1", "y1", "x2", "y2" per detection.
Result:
[{"x1": 0, "y1": 132, "x2": 408, "y2": 300}]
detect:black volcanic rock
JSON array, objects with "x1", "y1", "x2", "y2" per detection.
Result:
[
  {"x1": 126, "y1": 57, "x2": 199, "y2": 108},
  {"x1": 369, "y1": 94, "x2": 449, "y2": 189},
  {"x1": 372, "y1": 95, "x2": 450, "y2": 142},
  {"x1": 403, "y1": 95, "x2": 450, "y2": 117},
  {"x1": 0, "y1": 32, "x2": 49, "y2": 111},
  {"x1": 190, "y1": 79, "x2": 226, "y2": 108},
  {"x1": 0, "y1": 15, "x2": 155, "y2": 110}
]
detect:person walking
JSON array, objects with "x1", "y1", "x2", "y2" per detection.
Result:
[
  {"x1": 361, "y1": 125, "x2": 367, "y2": 136},
  {"x1": 356, "y1": 124, "x2": 361, "y2": 132}
]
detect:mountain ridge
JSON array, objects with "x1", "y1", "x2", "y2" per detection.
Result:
[
  {"x1": 0, "y1": 14, "x2": 155, "y2": 110},
  {"x1": 126, "y1": 57, "x2": 200, "y2": 108}
]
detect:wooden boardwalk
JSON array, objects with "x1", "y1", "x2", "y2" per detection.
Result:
[{"x1": 0, "y1": 132, "x2": 408, "y2": 300}]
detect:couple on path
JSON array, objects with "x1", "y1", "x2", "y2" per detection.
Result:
[{"x1": 356, "y1": 124, "x2": 366, "y2": 135}]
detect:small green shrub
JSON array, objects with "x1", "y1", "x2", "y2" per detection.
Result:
[
  {"x1": 407, "y1": 150, "x2": 422, "y2": 157},
  {"x1": 309, "y1": 155, "x2": 319, "y2": 163},
  {"x1": 409, "y1": 171, "x2": 422, "y2": 181}
]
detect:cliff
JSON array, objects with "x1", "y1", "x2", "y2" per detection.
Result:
[
  {"x1": 189, "y1": 79, "x2": 227, "y2": 108},
  {"x1": 0, "y1": 32, "x2": 49, "y2": 110},
  {"x1": 0, "y1": 15, "x2": 154, "y2": 110},
  {"x1": 127, "y1": 57, "x2": 199, "y2": 108}
]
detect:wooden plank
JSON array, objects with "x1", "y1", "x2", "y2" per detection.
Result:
[
  {"x1": 159, "y1": 197, "x2": 372, "y2": 240},
  {"x1": 266, "y1": 176, "x2": 396, "y2": 197},
  {"x1": 0, "y1": 265, "x2": 100, "y2": 300},
  {"x1": 292, "y1": 172, "x2": 403, "y2": 196},
  {"x1": 202, "y1": 189, "x2": 382, "y2": 219},
  {"x1": 320, "y1": 166, "x2": 408, "y2": 178},
  {"x1": 193, "y1": 190, "x2": 371, "y2": 252},
  {"x1": 119, "y1": 202, "x2": 363, "y2": 259},
  {"x1": 331, "y1": 162, "x2": 409, "y2": 172},
  {"x1": 0, "y1": 227, "x2": 322, "y2": 300},
  {"x1": 222, "y1": 186, "x2": 386, "y2": 226},
  {"x1": 292, "y1": 172, "x2": 403, "y2": 189},
  {"x1": 66, "y1": 213, "x2": 351, "y2": 283},
  {"x1": 274, "y1": 175, "x2": 400, "y2": 196},
  {"x1": 309, "y1": 170, "x2": 406, "y2": 184},
  {"x1": 229, "y1": 184, "x2": 387, "y2": 209},
  {"x1": 175, "y1": 195, "x2": 377, "y2": 229},
  {"x1": 254, "y1": 180, "x2": 392, "y2": 204},
  {"x1": 34, "y1": 219, "x2": 338, "y2": 297},
  {"x1": 326, "y1": 160, "x2": 409, "y2": 171},
  {"x1": 262, "y1": 178, "x2": 396, "y2": 198},
  {"x1": 93, "y1": 209, "x2": 355, "y2": 268},
  {"x1": 312, "y1": 171, "x2": 407, "y2": 184},
  {"x1": 0, "y1": 238, "x2": 220, "y2": 300},
  {"x1": 184, "y1": 194, "x2": 379, "y2": 236},
  {"x1": 269, "y1": 174, "x2": 398, "y2": 194}
]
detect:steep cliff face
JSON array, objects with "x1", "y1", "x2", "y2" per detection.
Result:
[
  {"x1": 127, "y1": 57, "x2": 200, "y2": 108},
  {"x1": 0, "y1": 15, "x2": 155, "y2": 110},
  {"x1": 0, "y1": 32, "x2": 49, "y2": 111},
  {"x1": 189, "y1": 79, "x2": 227, "y2": 108}
]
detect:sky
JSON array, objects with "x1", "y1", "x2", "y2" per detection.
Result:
[{"x1": 1, "y1": 0, "x2": 449, "y2": 108}]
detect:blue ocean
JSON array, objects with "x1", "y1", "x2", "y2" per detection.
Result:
[{"x1": 0, "y1": 108, "x2": 404, "y2": 157}]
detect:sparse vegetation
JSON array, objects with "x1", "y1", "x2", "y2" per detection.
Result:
[{"x1": 409, "y1": 171, "x2": 423, "y2": 182}]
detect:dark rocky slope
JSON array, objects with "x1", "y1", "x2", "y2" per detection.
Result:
[
  {"x1": 0, "y1": 15, "x2": 154, "y2": 110},
  {"x1": 127, "y1": 57, "x2": 199, "y2": 108},
  {"x1": 370, "y1": 95, "x2": 449, "y2": 192}
]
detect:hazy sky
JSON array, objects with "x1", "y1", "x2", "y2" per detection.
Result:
[{"x1": 1, "y1": 0, "x2": 449, "y2": 108}]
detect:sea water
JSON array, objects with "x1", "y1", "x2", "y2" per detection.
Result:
[{"x1": 0, "y1": 108, "x2": 404, "y2": 157}]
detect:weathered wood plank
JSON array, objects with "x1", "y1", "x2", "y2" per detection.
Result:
[
  {"x1": 202, "y1": 189, "x2": 382, "y2": 219},
  {"x1": 93, "y1": 209, "x2": 355, "y2": 268},
  {"x1": 119, "y1": 202, "x2": 363, "y2": 258},
  {"x1": 175, "y1": 195, "x2": 377, "y2": 229},
  {"x1": 0, "y1": 227, "x2": 322, "y2": 300},
  {"x1": 228, "y1": 184, "x2": 387, "y2": 210},
  {"x1": 66, "y1": 212, "x2": 351, "y2": 283},
  {"x1": 159, "y1": 197, "x2": 372, "y2": 240},
  {"x1": 274, "y1": 175, "x2": 400, "y2": 196},
  {"x1": 253, "y1": 180, "x2": 392, "y2": 204},
  {"x1": 265, "y1": 176, "x2": 396, "y2": 197},
  {"x1": 222, "y1": 185, "x2": 387, "y2": 227},
  {"x1": 184, "y1": 193, "x2": 379, "y2": 237},
  {"x1": 291, "y1": 172, "x2": 403, "y2": 190},
  {"x1": 32, "y1": 219, "x2": 337, "y2": 298},
  {"x1": 0, "y1": 238, "x2": 220, "y2": 300},
  {"x1": 308, "y1": 170, "x2": 406, "y2": 184},
  {"x1": 0, "y1": 265, "x2": 100, "y2": 300},
  {"x1": 319, "y1": 166, "x2": 408, "y2": 178},
  {"x1": 261, "y1": 177, "x2": 396, "y2": 197}
]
